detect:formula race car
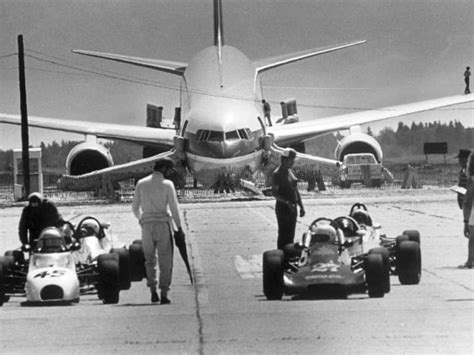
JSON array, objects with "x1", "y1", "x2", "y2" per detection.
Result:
[
  {"x1": 262, "y1": 203, "x2": 421, "y2": 300},
  {"x1": 0, "y1": 216, "x2": 146, "y2": 306}
]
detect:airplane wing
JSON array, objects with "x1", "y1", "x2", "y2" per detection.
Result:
[
  {"x1": 72, "y1": 49, "x2": 187, "y2": 76},
  {"x1": 0, "y1": 113, "x2": 176, "y2": 149},
  {"x1": 267, "y1": 94, "x2": 474, "y2": 146},
  {"x1": 57, "y1": 150, "x2": 178, "y2": 191},
  {"x1": 254, "y1": 40, "x2": 366, "y2": 74}
]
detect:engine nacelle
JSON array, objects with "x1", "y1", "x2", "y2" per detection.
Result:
[
  {"x1": 65, "y1": 141, "x2": 114, "y2": 175},
  {"x1": 335, "y1": 131, "x2": 383, "y2": 163}
]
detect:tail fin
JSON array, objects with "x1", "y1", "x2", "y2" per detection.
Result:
[{"x1": 214, "y1": 0, "x2": 224, "y2": 47}]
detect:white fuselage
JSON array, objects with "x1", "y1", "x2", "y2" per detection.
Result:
[{"x1": 178, "y1": 45, "x2": 266, "y2": 184}]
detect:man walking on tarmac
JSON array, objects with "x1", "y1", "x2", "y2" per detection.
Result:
[
  {"x1": 272, "y1": 148, "x2": 305, "y2": 249},
  {"x1": 132, "y1": 158, "x2": 183, "y2": 304}
]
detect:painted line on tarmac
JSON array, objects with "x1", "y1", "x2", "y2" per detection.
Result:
[{"x1": 233, "y1": 255, "x2": 262, "y2": 279}]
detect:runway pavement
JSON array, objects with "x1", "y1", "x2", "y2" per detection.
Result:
[{"x1": 0, "y1": 190, "x2": 473, "y2": 354}]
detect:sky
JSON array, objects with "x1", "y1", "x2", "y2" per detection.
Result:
[{"x1": 0, "y1": 0, "x2": 473, "y2": 151}]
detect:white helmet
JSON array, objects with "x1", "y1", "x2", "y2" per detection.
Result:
[{"x1": 80, "y1": 219, "x2": 101, "y2": 237}]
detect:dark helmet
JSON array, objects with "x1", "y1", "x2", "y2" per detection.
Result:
[{"x1": 28, "y1": 192, "x2": 42, "y2": 205}]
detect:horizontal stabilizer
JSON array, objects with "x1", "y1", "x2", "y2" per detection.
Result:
[
  {"x1": 255, "y1": 40, "x2": 366, "y2": 74},
  {"x1": 72, "y1": 49, "x2": 187, "y2": 76}
]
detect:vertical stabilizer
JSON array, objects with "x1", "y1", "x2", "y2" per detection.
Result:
[{"x1": 214, "y1": 0, "x2": 224, "y2": 47}]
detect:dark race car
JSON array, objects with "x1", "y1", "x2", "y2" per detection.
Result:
[{"x1": 262, "y1": 203, "x2": 421, "y2": 300}]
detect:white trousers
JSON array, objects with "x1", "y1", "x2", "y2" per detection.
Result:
[{"x1": 141, "y1": 221, "x2": 173, "y2": 291}]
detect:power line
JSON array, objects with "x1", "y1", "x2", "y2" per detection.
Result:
[
  {"x1": 0, "y1": 53, "x2": 17, "y2": 60},
  {"x1": 8, "y1": 48, "x2": 474, "y2": 113}
]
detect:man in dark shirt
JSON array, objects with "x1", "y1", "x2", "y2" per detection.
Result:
[
  {"x1": 272, "y1": 148, "x2": 305, "y2": 249},
  {"x1": 464, "y1": 66, "x2": 471, "y2": 94},
  {"x1": 456, "y1": 149, "x2": 471, "y2": 209},
  {"x1": 18, "y1": 192, "x2": 63, "y2": 248}
]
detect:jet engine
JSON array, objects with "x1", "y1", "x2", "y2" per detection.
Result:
[
  {"x1": 65, "y1": 141, "x2": 114, "y2": 175},
  {"x1": 334, "y1": 126, "x2": 383, "y2": 162}
]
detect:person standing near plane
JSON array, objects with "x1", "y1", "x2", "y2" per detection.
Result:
[
  {"x1": 18, "y1": 192, "x2": 64, "y2": 249},
  {"x1": 132, "y1": 158, "x2": 183, "y2": 304},
  {"x1": 272, "y1": 148, "x2": 305, "y2": 249},
  {"x1": 456, "y1": 149, "x2": 471, "y2": 209},
  {"x1": 461, "y1": 153, "x2": 474, "y2": 268},
  {"x1": 465, "y1": 66, "x2": 471, "y2": 94},
  {"x1": 262, "y1": 99, "x2": 272, "y2": 126}
]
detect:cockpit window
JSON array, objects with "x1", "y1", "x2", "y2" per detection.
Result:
[
  {"x1": 197, "y1": 128, "x2": 251, "y2": 142},
  {"x1": 225, "y1": 131, "x2": 240, "y2": 140},
  {"x1": 207, "y1": 131, "x2": 224, "y2": 141}
]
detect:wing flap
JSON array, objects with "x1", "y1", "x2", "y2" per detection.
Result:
[
  {"x1": 268, "y1": 94, "x2": 474, "y2": 146},
  {"x1": 0, "y1": 113, "x2": 175, "y2": 148}
]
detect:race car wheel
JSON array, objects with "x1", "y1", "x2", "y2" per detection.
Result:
[
  {"x1": 396, "y1": 241, "x2": 421, "y2": 285},
  {"x1": 283, "y1": 243, "x2": 303, "y2": 262},
  {"x1": 263, "y1": 250, "x2": 284, "y2": 300},
  {"x1": 0, "y1": 262, "x2": 6, "y2": 306},
  {"x1": 129, "y1": 243, "x2": 146, "y2": 282},
  {"x1": 368, "y1": 248, "x2": 390, "y2": 294},
  {"x1": 111, "y1": 248, "x2": 131, "y2": 290},
  {"x1": 402, "y1": 230, "x2": 421, "y2": 244},
  {"x1": 365, "y1": 253, "x2": 385, "y2": 298},
  {"x1": 4, "y1": 250, "x2": 24, "y2": 264},
  {"x1": 97, "y1": 253, "x2": 120, "y2": 304}
]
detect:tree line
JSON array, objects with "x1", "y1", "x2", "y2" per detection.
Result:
[{"x1": 0, "y1": 120, "x2": 472, "y2": 173}]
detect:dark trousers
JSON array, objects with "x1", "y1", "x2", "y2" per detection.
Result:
[
  {"x1": 465, "y1": 78, "x2": 470, "y2": 94},
  {"x1": 276, "y1": 202, "x2": 297, "y2": 249}
]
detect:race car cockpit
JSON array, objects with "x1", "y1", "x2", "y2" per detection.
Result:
[
  {"x1": 349, "y1": 203, "x2": 373, "y2": 227},
  {"x1": 35, "y1": 228, "x2": 68, "y2": 253},
  {"x1": 334, "y1": 217, "x2": 360, "y2": 239},
  {"x1": 303, "y1": 223, "x2": 343, "y2": 248}
]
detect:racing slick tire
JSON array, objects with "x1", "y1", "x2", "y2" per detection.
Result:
[
  {"x1": 396, "y1": 241, "x2": 421, "y2": 285},
  {"x1": 97, "y1": 253, "x2": 120, "y2": 304},
  {"x1": 365, "y1": 253, "x2": 386, "y2": 298},
  {"x1": 0, "y1": 256, "x2": 14, "y2": 306},
  {"x1": 282, "y1": 243, "x2": 303, "y2": 262},
  {"x1": 368, "y1": 248, "x2": 390, "y2": 294},
  {"x1": 402, "y1": 230, "x2": 421, "y2": 244},
  {"x1": 263, "y1": 250, "x2": 284, "y2": 300},
  {"x1": 5, "y1": 250, "x2": 24, "y2": 264},
  {"x1": 111, "y1": 247, "x2": 131, "y2": 290},
  {"x1": 129, "y1": 243, "x2": 146, "y2": 282}
]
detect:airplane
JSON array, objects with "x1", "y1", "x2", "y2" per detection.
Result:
[{"x1": 1, "y1": 0, "x2": 473, "y2": 193}]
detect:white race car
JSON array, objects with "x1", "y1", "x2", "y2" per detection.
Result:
[{"x1": 0, "y1": 224, "x2": 123, "y2": 306}]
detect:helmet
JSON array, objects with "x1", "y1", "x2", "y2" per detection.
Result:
[
  {"x1": 309, "y1": 224, "x2": 337, "y2": 244},
  {"x1": 335, "y1": 217, "x2": 357, "y2": 238},
  {"x1": 28, "y1": 192, "x2": 42, "y2": 205},
  {"x1": 80, "y1": 219, "x2": 101, "y2": 238},
  {"x1": 351, "y1": 209, "x2": 372, "y2": 226}
]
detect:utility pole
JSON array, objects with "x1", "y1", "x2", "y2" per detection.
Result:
[{"x1": 18, "y1": 34, "x2": 30, "y2": 199}]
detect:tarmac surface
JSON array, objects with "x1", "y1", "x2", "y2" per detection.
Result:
[{"x1": 0, "y1": 188, "x2": 473, "y2": 354}]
